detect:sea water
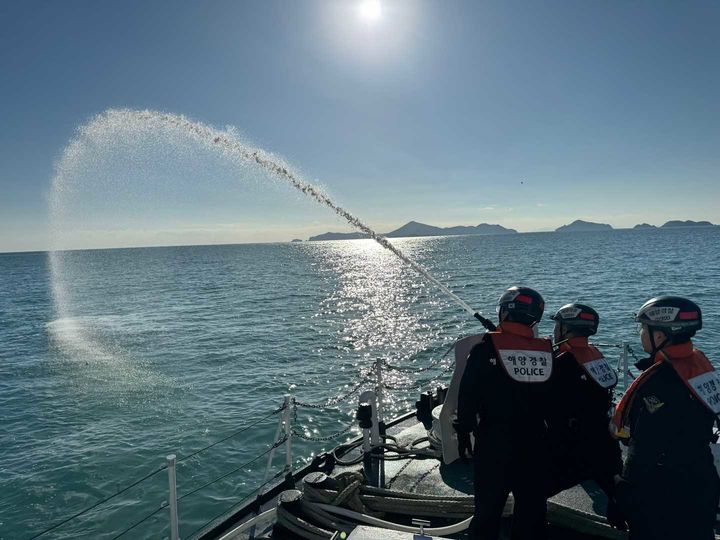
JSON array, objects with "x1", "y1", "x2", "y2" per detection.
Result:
[{"x1": 1, "y1": 228, "x2": 719, "y2": 539}]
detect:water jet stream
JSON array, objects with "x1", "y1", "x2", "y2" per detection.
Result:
[{"x1": 50, "y1": 109, "x2": 492, "y2": 329}]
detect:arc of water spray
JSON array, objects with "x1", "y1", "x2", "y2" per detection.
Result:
[
  {"x1": 201, "y1": 118, "x2": 497, "y2": 330},
  {"x1": 51, "y1": 110, "x2": 497, "y2": 331},
  {"x1": 237, "y1": 144, "x2": 494, "y2": 326}
]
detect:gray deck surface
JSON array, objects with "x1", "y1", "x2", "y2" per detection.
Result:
[
  {"x1": 220, "y1": 417, "x2": 634, "y2": 539},
  {"x1": 209, "y1": 412, "x2": 720, "y2": 539},
  {"x1": 330, "y1": 419, "x2": 625, "y2": 540}
]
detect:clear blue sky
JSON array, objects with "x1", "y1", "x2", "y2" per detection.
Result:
[{"x1": 2, "y1": 0, "x2": 719, "y2": 252}]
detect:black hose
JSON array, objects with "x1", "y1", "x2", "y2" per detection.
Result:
[{"x1": 473, "y1": 312, "x2": 497, "y2": 331}]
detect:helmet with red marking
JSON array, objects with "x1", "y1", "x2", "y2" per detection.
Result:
[
  {"x1": 635, "y1": 296, "x2": 702, "y2": 341},
  {"x1": 496, "y1": 286, "x2": 545, "y2": 326},
  {"x1": 551, "y1": 303, "x2": 600, "y2": 337}
]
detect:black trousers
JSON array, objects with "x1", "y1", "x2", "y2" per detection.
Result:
[
  {"x1": 547, "y1": 427, "x2": 623, "y2": 497},
  {"x1": 616, "y1": 461, "x2": 720, "y2": 540},
  {"x1": 469, "y1": 435, "x2": 550, "y2": 540}
]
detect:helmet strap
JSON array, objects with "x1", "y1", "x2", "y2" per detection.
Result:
[
  {"x1": 648, "y1": 325, "x2": 669, "y2": 358},
  {"x1": 558, "y1": 321, "x2": 568, "y2": 340}
]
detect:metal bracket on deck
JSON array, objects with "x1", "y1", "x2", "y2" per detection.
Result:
[{"x1": 358, "y1": 389, "x2": 385, "y2": 488}]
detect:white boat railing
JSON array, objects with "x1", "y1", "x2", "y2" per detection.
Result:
[
  {"x1": 26, "y1": 338, "x2": 639, "y2": 540},
  {"x1": 592, "y1": 340, "x2": 645, "y2": 389},
  {"x1": 167, "y1": 454, "x2": 180, "y2": 540}
]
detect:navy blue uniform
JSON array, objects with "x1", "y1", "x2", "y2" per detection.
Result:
[
  {"x1": 547, "y1": 347, "x2": 622, "y2": 498},
  {"x1": 457, "y1": 324, "x2": 553, "y2": 540},
  {"x1": 616, "y1": 358, "x2": 720, "y2": 540}
]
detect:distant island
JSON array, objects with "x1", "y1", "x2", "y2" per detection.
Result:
[
  {"x1": 660, "y1": 220, "x2": 715, "y2": 228},
  {"x1": 632, "y1": 220, "x2": 716, "y2": 230},
  {"x1": 308, "y1": 221, "x2": 517, "y2": 241},
  {"x1": 305, "y1": 219, "x2": 717, "y2": 241},
  {"x1": 555, "y1": 219, "x2": 717, "y2": 232},
  {"x1": 555, "y1": 220, "x2": 613, "y2": 232},
  {"x1": 290, "y1": 239, "x2": 303, "y2": 242}
]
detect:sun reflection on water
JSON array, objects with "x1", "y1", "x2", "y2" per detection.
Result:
[{"x1": 298, "y1": 238, "x2": 466, "y2": 417}]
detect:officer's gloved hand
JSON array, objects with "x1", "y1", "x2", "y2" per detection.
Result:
[
  {"x1": 605, "y1": 497, "x2": 628, "y2": 531},
  {"x1": 634, "y1": 356, "x2": 654, "y2": 371},
  {"x1": 456, "y1": 431, "x2": 473, "y2": 463}
]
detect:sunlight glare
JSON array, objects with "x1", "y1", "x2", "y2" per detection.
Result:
[{"x1": 358, "y1": 0, "x2": 382, "y2": 23}]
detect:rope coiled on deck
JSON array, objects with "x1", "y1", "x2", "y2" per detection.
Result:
[{"x1": 302, "y1": 471, "x2": 476, "y2": 520}]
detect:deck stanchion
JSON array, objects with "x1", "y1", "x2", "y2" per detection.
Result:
[
  {"x1": 621, "y1": 342, "x2": 630, "y2": 389},
  {"x1": 370, "y1": 392, "x2": 381, "y2": 448},
  {"x1": 358, "y1": 402, "x2": 372, "y2": 453},
  {"x1": 283, "y1": 394, "x2": 293, "y2": 471},
  {"x1": 262, "y1": 398, "x2": 286, "y2": 485},
  {"x1": 251, "y1": 398, "x2": 287, "y2": 539},
  {"x1": 371, "y1": 366, "x2": 386, "y2": 488},
  {"x1": 375, "y1": 360, "x2": 385, "y2": 425},
  {"x1": 167, "y1": 454, "x2": 180, "y2": 540}
]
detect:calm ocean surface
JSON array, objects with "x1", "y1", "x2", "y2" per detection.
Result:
[{"x1": 2, "y1": 228, "x2": 719, "y2": 539}]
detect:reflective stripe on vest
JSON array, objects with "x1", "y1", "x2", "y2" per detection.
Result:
[
  {"x1": 489, "y1": 322, "x2": 553, "y2": 383},
  {"x1": 661, "y1": 346, "x2": 720, "y2": 415},
  {"x1": 611, "y1": 342, "x2": 719, "y2": 439},
  {"x1": 558, "y1": 338, "x2": 618, "y2": 389}
]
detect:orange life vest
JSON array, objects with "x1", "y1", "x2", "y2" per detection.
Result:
[
  {"x1": 557, "y1": 337, "x2": 618, "y2": 389},
  {"x1": 611, "y1": 342, "x2": 720, "y2": 439},
  {"x1": 488, "y1": 321, "x2": 553, "y2": 383}
]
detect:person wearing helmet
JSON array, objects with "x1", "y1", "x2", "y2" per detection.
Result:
[
  {"x1": 547, "y1": 304, "x2": 626, "y2": 530},
  {"x1": 455, "y1": 286, "x2": 554, "y2": 540},
  {"x1": 611, "y1": 296, "x2": 720, "y2": 540}
]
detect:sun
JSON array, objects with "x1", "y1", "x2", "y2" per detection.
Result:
[{"x1": 358, "y1": 0, "x2": 382, "y2": 23}]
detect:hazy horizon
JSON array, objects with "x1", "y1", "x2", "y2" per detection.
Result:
[
  {"x1": 2, "y1": 217, "x2": 717, "y2": 255},
  {"x1": 2, "y1": 1, "x2": 719, "y2": 252}
]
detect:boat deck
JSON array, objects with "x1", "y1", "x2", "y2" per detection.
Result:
[
  {"x1": 212, "y1": 414, "x2": 627, "y2": 539},
  {"x1": 328, "y1": 417, "x2": 625, "y2": 540}
]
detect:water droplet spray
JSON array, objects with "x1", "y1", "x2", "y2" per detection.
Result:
[{"x1": 50, "y1": 109, "x2": 494, "y2": 330}]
